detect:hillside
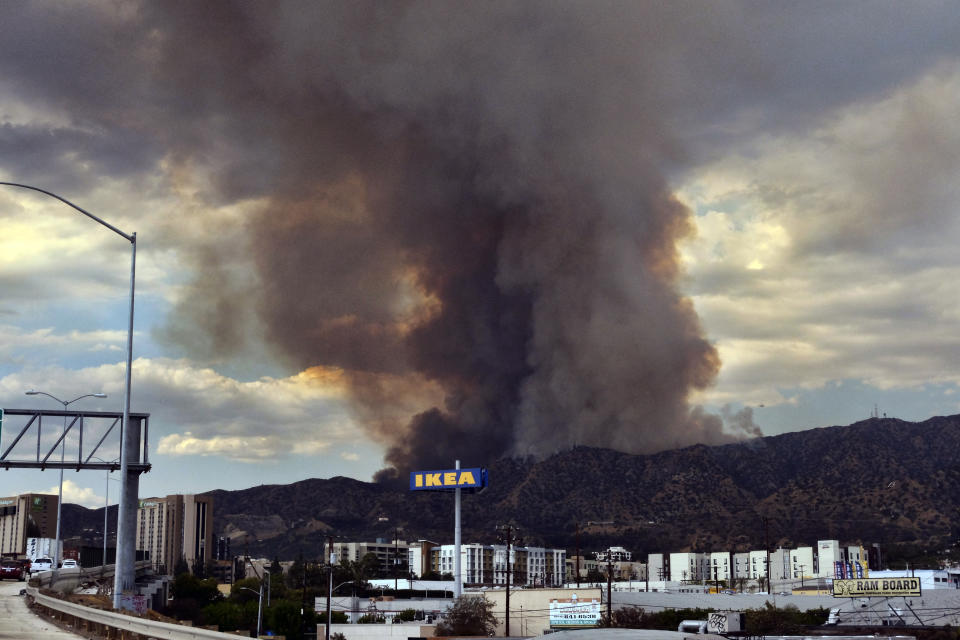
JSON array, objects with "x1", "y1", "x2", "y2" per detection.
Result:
[{"x1": 64, "y1": 415, "x2": 960, "y2": 561}]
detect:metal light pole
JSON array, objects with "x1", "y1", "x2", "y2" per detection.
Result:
[
  {"x1": 1, "y1": 182, "x2": 138, "y2": 609},
  {"x1": 240, "y1": 586, "x2": 263, "y2": 637},
  {"x1": 24, "y1": 390, "x2": 106, "y2": 568}
]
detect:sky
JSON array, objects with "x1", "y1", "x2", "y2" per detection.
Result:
[{"x1": 2, "y1": 1, "x2": 960, "y2": 508}]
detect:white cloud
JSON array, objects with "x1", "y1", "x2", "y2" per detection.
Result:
[
  {"x1": 34, "y1": 478, "x2": 105, "y2": 509},
  {"x1": 2, "y1": 357, "x2": 365, "y2": 463},
  {"x1": 679, "y1": 65, "x2": 960, "y2": 409}
]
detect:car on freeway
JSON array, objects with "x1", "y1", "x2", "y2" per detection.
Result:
[
  {"x1": 30, "y1": 557, "x2": 53, "y2": 574},
  {"x1": 60, "y1": 559, "x2": 78, "y2": 569},
  {"x1": 0, "y1": 559, "x2": 25, "y2": 581}
]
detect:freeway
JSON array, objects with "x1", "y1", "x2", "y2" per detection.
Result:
[{"x1": 0, "y1": 578, "x2": 84, "y2": 639}]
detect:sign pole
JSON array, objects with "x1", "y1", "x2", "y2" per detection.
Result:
[{"x1": 455, "y1": 459, "x2": 462, "y2": 598}]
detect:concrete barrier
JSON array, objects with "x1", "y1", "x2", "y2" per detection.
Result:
[{"x1": 28, "y1": 585, "x2": 244, "y2": 640}]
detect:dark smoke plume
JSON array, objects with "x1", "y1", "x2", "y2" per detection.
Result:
[{"x1": 144, "y1": 1, "x2": 748, "y2": 476}]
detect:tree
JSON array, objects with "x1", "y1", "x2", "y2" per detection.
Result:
[
  {"x1": 435, "y1": 595, "x2": 497, "y2": 637},
  {"x1": 168, "y1": 573, "x2": 222, "y2": 622},
  {"x1": 174, "y1": 555, "x2": 190, "y2": 577}
]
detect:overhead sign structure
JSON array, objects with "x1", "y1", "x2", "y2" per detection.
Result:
[
  {"x1": 833, "y1": 577, "x2": 921, "y2": 598},
  {"x1": 410, "y1": 467, "x2": 487, "y2": 491},
  {"x1": 549, "y1": 594, "x2": 601, "y2": 629}
]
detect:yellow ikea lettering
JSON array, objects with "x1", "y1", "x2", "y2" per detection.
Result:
[
  {"x1": 426, "y1": 473, "x2": 442, "y2": 487},
  {"x1": 444, "y1": 472, "x2": 457, "y2": 485},
  {"x1": 414, "y1": 474, "x2": 424, "y2": 488},
  {"x1": 458, "y1": 471, "x2": 476, "y2": 485}
]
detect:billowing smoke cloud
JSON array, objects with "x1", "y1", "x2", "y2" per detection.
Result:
[
  {"x1": 137, "y1": 1, "x2": 739, "y2": 477},
  {"x1": 4, "y1": 1, "x2": 822, "y2": 476}
]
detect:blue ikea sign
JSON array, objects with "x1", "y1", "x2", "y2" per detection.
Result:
[{"x1": 410, "y1": 468, "x2": 487, "y2": 491}]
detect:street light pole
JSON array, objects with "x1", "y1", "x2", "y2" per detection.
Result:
[
  {"x1": 24, "y1": 390, "x2": 106, "y2": 569},
  {"x1": 1, "y1": 182, "x2": 138, "y2": 610},
  {"x1": 240, "y1": 586, "x2": 263, "y2": 637}
]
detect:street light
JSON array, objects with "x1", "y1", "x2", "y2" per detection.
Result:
[
  {"x1": 24, "y1": 390, "x2": 106, "y2": 569},
  {"x1": 1, "y1": 181, "x2": 137, "y2": 610},
  {"x1": 239, "y1": 585, "x2": 263, "y2": 637},
  {"x1": 89, "y1": 455, "x2": 120, "y2": 579}
]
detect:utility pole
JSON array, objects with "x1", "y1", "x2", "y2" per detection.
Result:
[
  {"x1": 763, "y1": 517, "x2": 771, "y2": 595},
  {"x1": 394, "y1": 526, "x2": 399, "y2": 593},
  {"x1": 497, "y1": 525, "x2": 518, "y2": 637},
  {"x1": 326, "y1": 535, "x2": 334, "y2": 640},
  {"x1": 605, "y1": 551, "x2": 613, "y2": 624},
  {"x1": 575, "y1": 522, "x2": 581, "y2": 589}
]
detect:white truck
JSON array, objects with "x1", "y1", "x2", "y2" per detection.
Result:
[{"x1": 26, "y1": 537, "x2": 62, "y2": 562}]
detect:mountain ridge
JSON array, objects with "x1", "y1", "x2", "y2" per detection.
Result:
[{"x1": 63, "y1": 414, "x2": 960, "y2": 563}]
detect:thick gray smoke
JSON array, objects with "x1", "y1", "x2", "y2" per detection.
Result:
[{"x1": 136, "y1": 1, "x2": 738, "y2": 477}]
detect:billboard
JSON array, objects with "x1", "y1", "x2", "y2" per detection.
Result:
[
  {"x1": 409, "y1": 468, "x2": 487, "y2": 491},
  {"x1": 549, "y1": 594, "x2": 601, "y2": 628},
  {"x1": 833, "y1": 577, "x2": 921, "y2": 598}
]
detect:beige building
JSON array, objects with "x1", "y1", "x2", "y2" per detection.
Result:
[
  {"x1": 482, "y1": 587, "x2": 603, "y2": 635},
  {"x1": 0, "y1": 493, "x2": 58, "y2": 556},
  {"x1": 136, "y1": 494, "x2": 213, "y2": 575}
]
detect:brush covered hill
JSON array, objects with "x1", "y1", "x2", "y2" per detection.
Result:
[
  {"x1": 204, "y1": 415, "x2": 960, "y2": 559},
  {"x1": 63, "y1": 415, "x2": 960, "y2": 561}
]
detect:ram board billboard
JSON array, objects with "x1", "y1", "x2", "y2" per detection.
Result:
[{"x1": 833, "y1": 577, "x2": 921, "y2": 598}]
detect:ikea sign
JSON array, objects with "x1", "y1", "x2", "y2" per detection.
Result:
[{"x1": 410, "y1": 468, "x2": 487, "y2": 491}]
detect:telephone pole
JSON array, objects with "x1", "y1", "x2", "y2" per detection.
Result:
[
  {"x1": 497, "y1": 525, "x2": 518, "y2": 637},
  {"x1": 575, "y1": 523, "x2": 581, "y2": 589}
]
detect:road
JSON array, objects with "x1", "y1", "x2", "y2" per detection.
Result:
[{"x1": 0, "y1": 578, "x2": 85, "y2": 639}]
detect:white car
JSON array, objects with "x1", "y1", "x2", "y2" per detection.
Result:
[
  {"x1": 30, "y1": 557, "x2": 53, "y2": 573},
  {"x1": 60, "y1": 559, "x2": 78, "y2": 569}
]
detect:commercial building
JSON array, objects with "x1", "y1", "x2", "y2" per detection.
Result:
[
  {"x1": 0, "y1": 493, "x2": 58, "y2": 557},
  {"x1": 135, "y1": 494, "x2": 213, "y2": 575}
]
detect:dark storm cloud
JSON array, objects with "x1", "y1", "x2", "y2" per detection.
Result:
[{"x1": 4, "y1": 0, "x2": 960, "y2": 476}]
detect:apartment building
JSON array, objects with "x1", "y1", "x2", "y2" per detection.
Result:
[
  {"x1": 709, "y1": 551, "x2": 731, "y2": 581},
  {"x1": 790, "y1": 546, "x2": 815, "y2": 580},
  {"x1": 428, "y1": 543, "x2": 564, "y2": 586},
  {"x1": 407, "y1": 540, "x2": 438, "y2": 578},
  {"x1": 0, "y1": 493, "x2": 57, "y2": 556},
  {"x1": 330, "y1": 538, "x2": 410, "y2": 578},
  {"x1": 136, "y1": 494, "x2": 213, "y2": 575},
  {"x1": 670, "y1": 552, "x2": 710, "y2": 582}
]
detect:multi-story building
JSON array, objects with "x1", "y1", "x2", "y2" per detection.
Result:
[
  {"x1": 567, "y1": 555, "x2": 601, "y2": 582},
  {"x1": 0, "y1": 493, "x2": 57, "y2": 556},
  {"x1": 544, "y1": 548, "x2": 567, "y2": 586},
  {"x1": 429, "y1": 543, "x2": 564, "y2": 586},
  {"x1": 769, "y1": 548, "x2": 791, "y2": 587},
  {"x1": 748, "y1": 550, "x2": 768, "y2": 579},
  {"x1": 817, "y1": 540, "x2": 841, "y2": 578},
  {"x1": 709, "y1": 552, "x2": 731, "y2": 582},
  {"x1": 791, "y1": 546, "x2": 815, "y2": 581},
  {"x1": 647, "y1": 553, "x2": 668, "y2": 582},
  {"x1": 732, "y1": 552, "x2": 750, "y2": 579},
  {"x1": 670, "y1": 552, "x2": 709, "y2": 582},
  {"x1": 407, "y1": 540, "x2": 438, "y2": 578},
  {"x1": 136, "y1": 494, "x2": 213, "y2": 575},
  {"x1": 331, "y1": 539, "x2": 410, "y2": 579},
  {"x1": 595, "y1": 546, "x2": 632, "y2": 562}
]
